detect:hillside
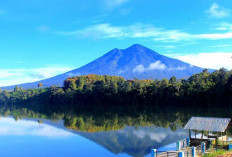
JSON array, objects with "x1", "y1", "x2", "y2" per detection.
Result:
[{"x1": 2, "y1": 44, "x2": 207, "y2": 89}]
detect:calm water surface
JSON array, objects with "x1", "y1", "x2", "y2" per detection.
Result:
[{"x1": 0, "y1": 117, "x2": 188, "y2": 157}]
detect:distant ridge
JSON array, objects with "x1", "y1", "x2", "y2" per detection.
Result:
[{"x1": 2, "y1": 44, "x2": 209, "y2": 90}]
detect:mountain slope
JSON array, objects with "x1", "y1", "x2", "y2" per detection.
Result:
[{"x1": 2, "y1": 44, "x2": 207, "y2": 89}]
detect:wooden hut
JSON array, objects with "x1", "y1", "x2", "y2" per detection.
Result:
[{"x1": 184, "y1": 117, "x2": 231, "y2": 147}]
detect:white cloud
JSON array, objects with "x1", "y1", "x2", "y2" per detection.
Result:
[
  {"x1": 0, "y1": 66, "x2": 72, "y2": 87},
  {"x1": 56, "y1": 24, "x2": 124, "y2": 39},
  {"x1": 55, "y1": 23, "x2": 232, "y2": 42},
  {"x1": 133, "y1": 64, "x2": 145, "y2": 73},
  {"x1": 0, "y1": 117, "x2": 73, "y2": 137},
  {"x1": 196, "y1": 32, "x2": 232, "y2": 40},
  {"x1": 104, "y1": 0, "x2": 129, "y2": 9},
  {"x1": 168, "y1": 66, "x2": 186, "y2": 71},
  {"x1": 148, "y1": 61, "x2": 167, "y2": 70},
  {"x1": 131, "y1": 127, "x2": 187, "y2": 143},
  {"x1": 132, "y1": 129, "x2": 167, "y2": 142},
  {"x1": 215, "y1": 27, "x2": 228, "y2": 31},
  {"x1": 206, "y1": 3, "x2": 230, "y2": 18},
  {"x1": 133, "y1": 61, "x2": 167, "y2": 73},
  {"x1": 132, "y1": 61, "x2": 187, "y2": 73},
  {"x1": 172, "y1": 52, "x2": 232, "y2": 70},
  {"x1": 214, "y1": 22, "x2": 232, "y2": 31}
]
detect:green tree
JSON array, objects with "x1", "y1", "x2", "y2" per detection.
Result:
[
  {"x1": 69, "y1": 81, "x2": 77, "y2": 90},
  {"x1": 3, "y1": 90, "x2": 10, "y2": 99},
  {"x1": 76, "y1": 79, "x2": 85, "y2": 91},
  {"x1": 161, "y1": 79, "x2": 169, "y2": 88},
  {"x1": 76, "y1": 117, "x2": 85, "y2": 130},
  {"x1": 14, "y1": 86, "x2": 20, "y2": 92},
  {"x1": 169, "y1": 76, "x2": 177, "y2": 85}
]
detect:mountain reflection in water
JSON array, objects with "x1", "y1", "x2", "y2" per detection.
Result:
[
  {"x1": 76, "y1": 126, "x2": 188, "y2": 157},
  {"x1": 0, "y1": 116, "x2": 187, "y2": 157}
]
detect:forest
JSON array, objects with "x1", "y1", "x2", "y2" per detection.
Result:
[{"x1": 0, "y1": 68, "x2": 232, "y2": 108}]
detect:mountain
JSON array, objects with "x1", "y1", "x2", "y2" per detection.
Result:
[{"x1": 2, "y1": 44, "x2": 208, "y2": 90}]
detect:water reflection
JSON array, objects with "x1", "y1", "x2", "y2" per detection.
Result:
[
  {"x1": 0, "y1": 117, "x2": 131, "y2": 157},
  {"x1": 76, "y1": 126, "x2": 188, "y2": 157},
  {"x1": 0, "y1": 116, "x2": 188, "y2": 157},
  {"x1": 1, "y1": 105, "x2": 222, "y2": 157},
  {"x1": 0, "y1": 117, "x2": 72, "y2": 137}
]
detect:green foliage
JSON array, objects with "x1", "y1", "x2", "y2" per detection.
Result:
[
  {"x1": 1, "y1": 69, "x2": 232, "y2": 113},
  {"x1": 169, "y1": 76, "x2": 177, "y2": 85},
  {"x1": 14, "y1": 86, "x2": 20, "y2": 92},
  {"x1": 203, "y1": 149, "x2": 231, "y2": 157}
]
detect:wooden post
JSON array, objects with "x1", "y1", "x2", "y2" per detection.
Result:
[
  {"x1": 201, "y1": 142, "x2": 206, "y2": 154},
  {"x1": 195, "y1": 130, "x2": 196, "y2": 139},
  {"x1": 209, "y1": 140, "x2": 212, "y2": 149},
  {"x1": 222, "y1": 132, "x2": 224, "y2": 143},
  {"x1": 189, "y1": 129, "x2": 191, "y2": 139},
  {"x1": 216, "y1": 137, "x2": 218, "y2": 151}
]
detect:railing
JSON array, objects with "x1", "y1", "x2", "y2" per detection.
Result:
[
  {"x1": 196, "y1": 145, "x2": 202, "y2": 154},
  {"x1": 211, "y1": 140, "x2": 232, "y2": 150},
  {"x1": 152, "y1": 151, "x2": 178, "y2": 157},
  {"x1": 151, "y1": 138, "x2": 191, "y2": 157},
  {"x1": 152, "y1": 138, "x2": 232, "y2": 157},
  {"x1": 184, "y1": 149, "x2": 191, "y2": 157},
  {"x1": 151, "y1": 138, "x2": 208, "y2": 157},
  {"x1": 180, "y1": 138, "x2": 188, "y2": 149},
  {"x1": 218, "y1": 140, "x2": 232, "y2": 146}
]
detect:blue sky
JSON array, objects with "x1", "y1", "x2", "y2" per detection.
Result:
[{"x1": 0, "y1": 0, "x2": 232, "y2": 86}]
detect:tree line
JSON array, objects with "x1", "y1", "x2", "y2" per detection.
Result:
[{"x1": 0, "y1": 68, "x2": 232, "y2": 110}]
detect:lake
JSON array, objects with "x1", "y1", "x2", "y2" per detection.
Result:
[
  {"x1": 0, "y1": 116, "x2": 188, "y2": 157},
  {"x1": 0, "y1": 104, "x2": 229, "y2": 157}
]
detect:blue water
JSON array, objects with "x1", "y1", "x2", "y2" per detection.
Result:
[
  {"x1": 0, "y1": 117, "x2": 188, "y2": 157},
  {"x1": 158, "y1": 143, "x2": 177, "y2": 152}
]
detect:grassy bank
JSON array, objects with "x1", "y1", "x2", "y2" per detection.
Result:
[{"x1": 203, "y1": 150, "x2": 232, "y2": 157}]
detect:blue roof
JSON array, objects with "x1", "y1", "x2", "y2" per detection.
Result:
[{"x1": 184, "y1": 117, "x2": 231, "y2": 132}]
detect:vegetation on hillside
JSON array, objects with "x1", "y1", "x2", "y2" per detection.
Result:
[{"x1": 0, "y1": 68, "x2": 232, "y2": 108}]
